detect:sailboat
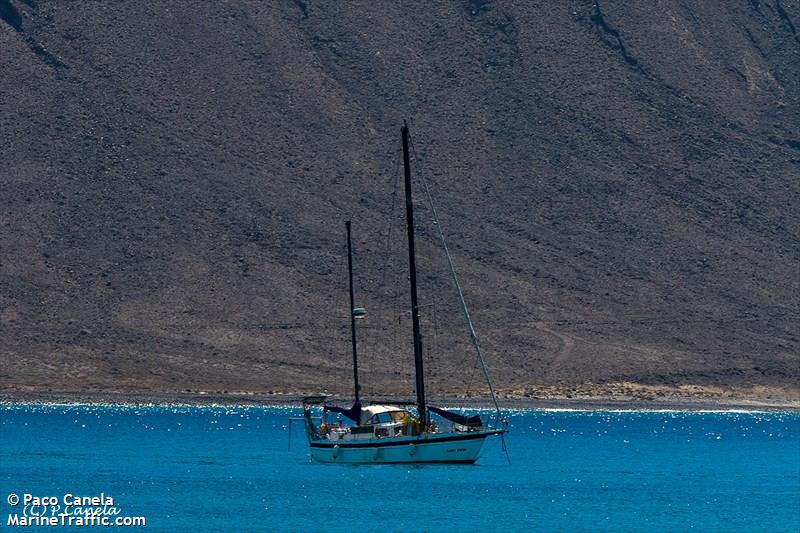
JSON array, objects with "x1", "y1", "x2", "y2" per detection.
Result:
[{"x1": 299, "y1": 122, "x2": 507, "y2": 464}]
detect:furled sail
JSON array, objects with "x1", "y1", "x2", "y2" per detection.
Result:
[
  {"x1": 428, "y1": 406, "x2": 482, "y2": 427},
  {"x1": 323, "y1": 402, "x2": 362, "y2": 423}
]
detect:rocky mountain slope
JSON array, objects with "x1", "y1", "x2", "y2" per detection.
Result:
[{"x1": 1, "y1": 0, "x2": 798, "y2": 399}]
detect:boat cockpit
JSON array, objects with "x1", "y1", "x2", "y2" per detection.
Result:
[{"x1": 319, "y1": 405, "x2": 421, "y2": 441}]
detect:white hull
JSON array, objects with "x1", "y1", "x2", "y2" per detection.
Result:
[{"x1": 309, "y1": 430, "x2": 498, "y2": 464}]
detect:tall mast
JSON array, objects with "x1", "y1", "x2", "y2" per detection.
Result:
[
  {"x1": 345, "y1": 221, "x2": 360, "y2": 404},
  {"x1": 401, "y1": 122, "x2": 426, "y2": 423}
]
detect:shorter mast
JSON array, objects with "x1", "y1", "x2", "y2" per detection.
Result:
[
  {"x1": 401, "y1": 122, "x2": 427, "y2": 423},
  {"x1": 345, "y1": 221, "x2": 360, "y2": 404}
]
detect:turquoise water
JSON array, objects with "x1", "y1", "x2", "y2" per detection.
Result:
[{"x1": 1, "y1": 405, "x2": 798, "y2": 532}]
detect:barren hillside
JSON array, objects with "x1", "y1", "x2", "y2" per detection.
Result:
[{"x1": 1, "y1": 0, "x2": 798, "y2": 400}]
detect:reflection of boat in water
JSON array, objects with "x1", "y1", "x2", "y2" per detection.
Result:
[{"x1": 299, "y1": 122, "x2": 507, "y2": 464}]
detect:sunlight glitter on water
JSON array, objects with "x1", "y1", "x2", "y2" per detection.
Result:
[{"x1": 2, "y1": 405, "x2": 798, "y2": 531}]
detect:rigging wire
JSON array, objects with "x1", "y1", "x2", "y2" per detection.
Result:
[
  {"x1": 409, "y1": 133, "x2": 504, "y2": 423},
  {"x1": 431, "y1": 302, "x2": 438, "y2": 388},
  {"x1": 350, "y1": 143, "x2": 403, "y2": 399},
  {"x1": 405, "y1": 132, "x2": 472, "y2": 417},
  {"x1": 387, "y1": 145, "x2": 404, "y2": 389},
  {"x1": 377, "y1": 144, "x2": 404, "y2": 393}
]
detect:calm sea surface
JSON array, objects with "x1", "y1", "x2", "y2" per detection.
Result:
[{"x1": 1, "y1": 405, "x2": 798, "y2": 532}]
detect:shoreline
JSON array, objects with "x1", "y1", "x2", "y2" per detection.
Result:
[{"x1": 2, "y1": 389, "x2": 799, "y2": 412}]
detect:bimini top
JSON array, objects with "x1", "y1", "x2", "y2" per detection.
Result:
[{"x1": 360, "y1": 405, "x2": 407, "y2": 426}]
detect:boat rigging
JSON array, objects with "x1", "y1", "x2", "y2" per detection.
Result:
[{"x1": 296, "y1": 122, "x2": 508, "y2": 464}]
